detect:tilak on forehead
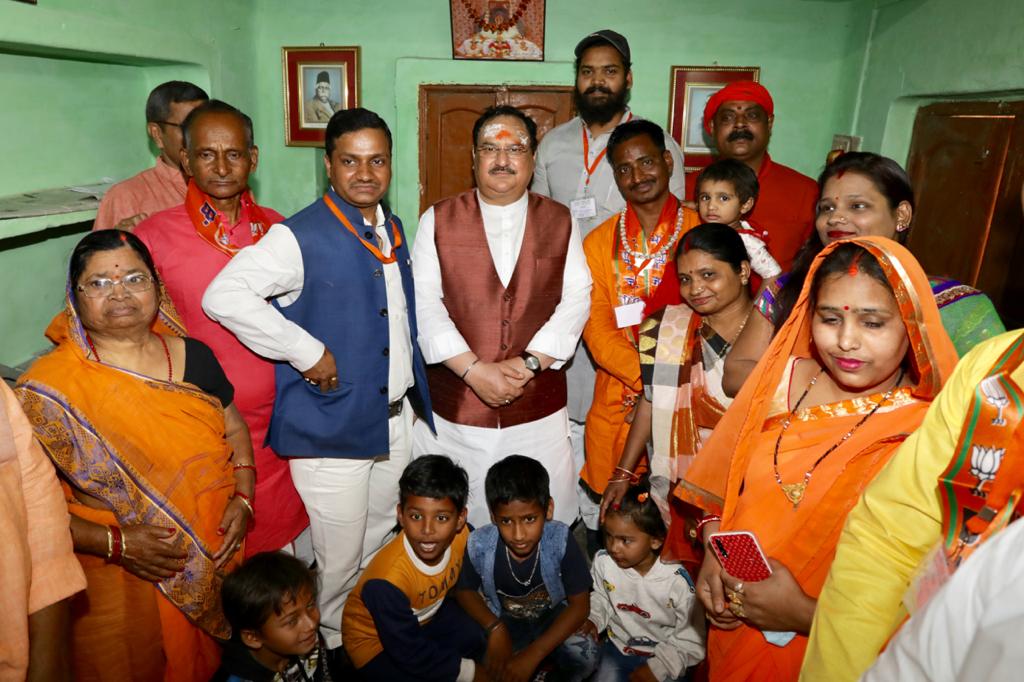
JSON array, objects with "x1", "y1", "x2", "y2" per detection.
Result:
[
  {"x1": 702, "y1": 80, "x2": 775, "y2": 134},
  {"x1": 481, "y1": 121, "x2": 529, "y2": 144}
]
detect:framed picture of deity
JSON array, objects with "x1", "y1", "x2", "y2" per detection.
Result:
[
  {"x1": 668, "y1": 66, "x2": 760, "y2": 173},
  {"x1": 282, "y1": 46, "x2": 360, "y2": 147},
  {"x1": 450, "y1": 0, "x2": 546, "y2": 61}
]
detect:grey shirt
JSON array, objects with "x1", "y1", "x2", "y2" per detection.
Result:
[{"x1": 532, "y1": 110, "x2": 686, "y2": 421}]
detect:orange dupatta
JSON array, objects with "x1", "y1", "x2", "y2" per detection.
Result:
[
  {"x1": 17, "y1": 285, "x2": 237, "y2": 681},
  {"x1": 676, "y1": 237, "x2": 958, "y2": 681}
]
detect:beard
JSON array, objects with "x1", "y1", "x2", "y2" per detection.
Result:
[{"x1": 574, "y1": 85, "x2": 629, "y2": 126}]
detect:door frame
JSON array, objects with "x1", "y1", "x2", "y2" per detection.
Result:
[{"x1": 417, "y1": 83, "x2": 574, "y2": 213}]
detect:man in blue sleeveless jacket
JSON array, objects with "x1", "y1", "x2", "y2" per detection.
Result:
[{"x1": 203, "y1": 108, "x2": 433, "y2": 655}]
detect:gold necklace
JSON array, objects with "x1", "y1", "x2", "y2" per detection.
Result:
[
  {"x1": 700, "y1": 307, "x2": 752, "y2": 359},
  {"x1": 772, "y1": 367, "x2": 904, "y2": 507}
]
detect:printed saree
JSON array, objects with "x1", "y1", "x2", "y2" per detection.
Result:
[
  {"x1": 16, "y1": 286, "x2": 236, "y2": 682},
  {"x1": 678, "y1": 237, "x2": 959, "y2": 681}
]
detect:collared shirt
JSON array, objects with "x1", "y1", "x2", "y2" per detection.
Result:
[
  {"x1": 93, "y1": 156, "x2": 188, "y2": 230},
  {"x1": 202, "y1": 204, "x2": 414, "y2": 404},
  {"x1": 1, "y1": 382, "x2": 86, "y2": 679},
  {"x1": 412, "y1": 190, "x2": 592, "y2": 369},
  {"x1": 531, "y1": 110, "x2": 687, "y2": 238}
]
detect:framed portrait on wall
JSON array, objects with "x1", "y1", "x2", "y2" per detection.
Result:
[
  {"x1": 450, "y1": 0, "x2": 545, "y2": 61},
  {"x1": 282, "y1": 46, "x2": 360, "y2": 147},
  {"x1": 668, "y1": 66, "x2": 760, "y2": 172}
]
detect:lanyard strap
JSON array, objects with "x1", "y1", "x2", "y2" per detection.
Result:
[
  {"x1": 581, "y1": 112, "x2": 633, "y2": 187},
  {"x1": 323, "y1": 194, "x2": 402, "y2": 264}
]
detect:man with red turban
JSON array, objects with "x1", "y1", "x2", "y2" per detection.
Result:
[{"x1": 685, "y1": 81, "x2": 817, "y2": 270}]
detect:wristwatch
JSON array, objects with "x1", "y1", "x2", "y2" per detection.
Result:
[{"x1": 520, "y1": 351, "x2": 542, "y2": 373}]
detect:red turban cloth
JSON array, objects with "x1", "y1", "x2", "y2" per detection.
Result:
[{"x1": 703, "y1": 81, "x2": 774, "y2": 134}]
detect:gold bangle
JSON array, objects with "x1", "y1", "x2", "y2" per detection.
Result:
[
  {"x1": 105, "y1": 525, "x2": 114, "y2": 559},
  {"x1": 234, "y1": 494, "x2": 255, "y2": 518}
]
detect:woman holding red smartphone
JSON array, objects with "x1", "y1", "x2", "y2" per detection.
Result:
[{"x1": 675, "y1": 236, "x2": 958, "y2": 680}]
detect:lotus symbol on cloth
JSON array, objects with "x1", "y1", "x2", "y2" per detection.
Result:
[
  {"x1": 980, "y1": 376, "x2": 1010, "y2": 426},
  {"x1": 969, "y1": 444, "x2": 1004, "y2": 496}
]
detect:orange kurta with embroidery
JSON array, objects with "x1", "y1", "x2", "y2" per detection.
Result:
[
  {"x1": 677, "y1": 237, "x2": 958, "y2": 681},
  {"x1": 581, "y1": 196, "x2": 700, "y2": 493}
]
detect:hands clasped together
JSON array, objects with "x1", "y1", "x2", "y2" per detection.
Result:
[{"x1": 465, "y1": 356, "x2": 535, "y2": 408}]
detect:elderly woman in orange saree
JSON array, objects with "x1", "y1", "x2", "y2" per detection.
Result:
[
  {"x1": 677, "y1": 236, "x2": 958, "y2": 681},
  {"x1": 16, "y1": 230, "x2": 254, "y2": 682}
]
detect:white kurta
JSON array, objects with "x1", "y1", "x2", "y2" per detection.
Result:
[{"x1": 412, "y1": 191, "x2": 592, "y2": 527}]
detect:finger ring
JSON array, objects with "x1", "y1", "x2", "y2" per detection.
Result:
[
  {"x1": 329, "y1": 376, "x2": 337, "y2": 382},
  {"x1": 734, "y1": 582, "x2": 744, "y2": 593},
  {"x1": 305, "y1": 377, "x2": 316, "y2": 384},
  {"x1": 504, "y1": 399, "x2": 511, "y2": 405},
  {"x1": 729, "y1": 602, "x2": 746, "y2": 618},
  {"x1": 728, "y1": 591, "x2": 742, "y2": 606}
]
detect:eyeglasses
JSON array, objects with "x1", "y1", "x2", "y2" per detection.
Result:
[
  {"x1": 476, "y1": 144, "x2": 531, "y2": 158},
  {"x1": 76, "y1": 273, "x2": 155, "y2": 298}
]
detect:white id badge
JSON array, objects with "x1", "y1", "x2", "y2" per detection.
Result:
[
  {"x1": 570, "y1": 196, "x2": 597, "y2": 219},
  {"x1": 614, "y1": 301, "x2": 645, "y2": 328}
]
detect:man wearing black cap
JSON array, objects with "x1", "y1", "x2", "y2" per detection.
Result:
[
  {"x1": 532, "y1": 29, "x2": 685, "y2": 545},
  {"x1": 304, "y1": 70, "x2": 340, "y2": 124}
]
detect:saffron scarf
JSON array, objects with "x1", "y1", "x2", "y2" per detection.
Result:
[{"x1": 185, "y1": 179, "x2": 273, "y2": 256}]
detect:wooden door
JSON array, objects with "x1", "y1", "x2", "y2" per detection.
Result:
[
  {"x1": 905, "y1": 101, "x2": 1024, "y2": 327},
  {"x1": 418, "y1": 84, "x2": 574, "y2": 213}
]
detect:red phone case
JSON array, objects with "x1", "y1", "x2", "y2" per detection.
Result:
[{"x1": 708, "y1": 531, "x2": 772, "y2": 581}]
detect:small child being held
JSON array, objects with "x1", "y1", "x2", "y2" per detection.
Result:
[
  {"x1": 456, "y1": 455, "x2": 597, "y2": 681},
  {"x1": 695, "y1": 158, "x2": 781, "y2": 279},
  {"x1": 215, "y1": 551, "x2": 331, "y2": 682},
  {"x1": 585, "y1": 481, "x2": 705, "y2": 681},
  {"x1": 342, "y1": 455, "x2": 483, "y2": 681}
]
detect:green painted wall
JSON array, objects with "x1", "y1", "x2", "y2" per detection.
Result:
[
  {"x1": 0, "y1": 0, "x2": 255, "y2": 367},
  {"x1": 1, "y1": 0, "x2": 875, "y2": 367},
  {"x1": 252, "y1": 0, "x2": 873, "y2": 223},
  {"x1": 854, "y1": 0, "x2": 1024, "y2": 161}
]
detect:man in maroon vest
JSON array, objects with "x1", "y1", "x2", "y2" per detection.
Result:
[{"x1": 411, "y1": 106, "x2": 592, "y2": 528}]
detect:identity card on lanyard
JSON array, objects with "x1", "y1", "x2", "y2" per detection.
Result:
[{"x1": 572, "y1": 114, "x2": 633, "y2": 220}]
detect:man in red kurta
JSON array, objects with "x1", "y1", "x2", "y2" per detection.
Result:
[
  {"x1": 684, "y1": 81, "x2": 818, "y2": 271},
  {"x1": 94, "y1": 81, "x2": 208, "y2": 231},
  {"x1": 135, "y1": 100, "x2": 308, "y2": 555}
]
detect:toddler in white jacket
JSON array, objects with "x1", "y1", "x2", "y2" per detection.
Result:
[{"x1": 583, "y1": 481, "x2": 705, "y2": 681}]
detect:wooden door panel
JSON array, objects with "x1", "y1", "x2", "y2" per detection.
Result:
[
  {"x1": 904, "y1": 101, "x2": 1024, "y2": 328},
  {"x1": 419, "y1": 85, "x2": 574, "y2": 213},
  {"x1": 905, "y1": 107, "x2": 1014, "y2": 284}
]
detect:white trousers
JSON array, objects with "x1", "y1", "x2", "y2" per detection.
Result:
[
  {"x1": 412, "y1": 408, "x2": 579, "y2": 529},
  {"x1": 288, "y1": 399, "x2": 412, "y2": 650},
  {"x1": 570, "y1": 419, "x2": 601, "y2": 531}
]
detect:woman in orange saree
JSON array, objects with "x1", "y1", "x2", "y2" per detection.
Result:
[
  {"x1": 16, "y1": 230, "x2": 254, "y2": 682},
  {"x1": 677, "y1": 236, "x2": 958, "y2": 681}
]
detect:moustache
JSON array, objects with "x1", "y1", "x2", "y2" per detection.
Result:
[
  {"x1": 584, "y1": 86, "x2": 613, "y2": 96},
  {"x1": 489, "y1": 166, "x2": 516, "y2": 175},
  {"x1": 727, "y1": 129, "x2": 755, "y2": 142}
]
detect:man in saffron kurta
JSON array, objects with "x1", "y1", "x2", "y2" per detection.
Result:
[
  {"x1": 136, "y1": 100, "x2": 308, "y2": 556},
  {"x1": 94, "y1": 81, "x2": 208, "y2": 231},
  {"x1": 683, "y1": 81, "x2": 817, "y2": 270},
  {"x1": 582, "y1": 120, "x2": 699, "y2": 499}
]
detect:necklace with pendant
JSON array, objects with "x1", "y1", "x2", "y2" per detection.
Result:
[{"x1": 772, "y1": 367, "x2": 904, "y2": 507}]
